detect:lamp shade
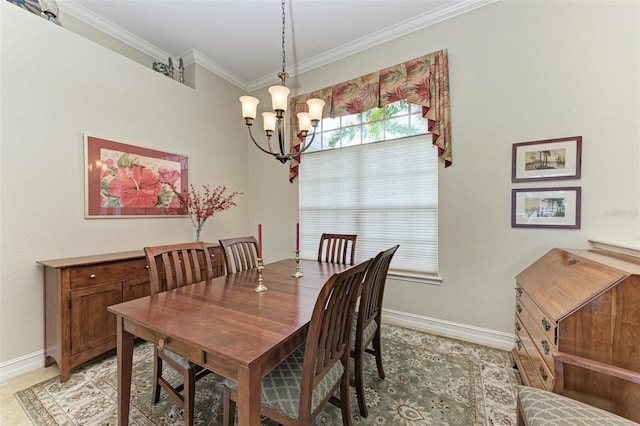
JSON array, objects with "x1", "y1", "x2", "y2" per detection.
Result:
[
  {"x1": 239, "y1": 96, "x2": 259, "y2": 119},
  {"x1": 262, "y1": 112, "x2": 277, "y2": 132},
  {"x1": 268, "y1": 85, "x2": 290, "y2": 111},
  {"x1": 306, "y1": 98, "x2": 326, "y2": 121},
  {"x1": 297, "y1": 113, "x2": 311, "y2": 132}
]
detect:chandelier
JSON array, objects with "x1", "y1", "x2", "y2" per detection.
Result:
[{"x1": 239, "y1": 0, "x2": 325, "y2": 164}]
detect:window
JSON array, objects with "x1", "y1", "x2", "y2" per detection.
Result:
[{"x1": 299, "y1": 103, "x2": 439, "y2": 282}]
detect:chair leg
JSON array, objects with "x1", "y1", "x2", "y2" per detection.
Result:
[
  {"x1": 223, "y1": 387, "x2": 236, "y2": 426},
  {"x1": 339, "y1": 375, "x2": 352, "y2": 426},
  {"x1": 152, "y1": 348, "x2": 162, "y2": 404},
  {"x1": 372, "y1": 331, "x2": 385, "y2": 380},
  {"x1": 354, "y1": 351, "x2": 368, "y2": 418},
  {"x1": 183, "y1": 367, "x2": 197, "y2": 426}
]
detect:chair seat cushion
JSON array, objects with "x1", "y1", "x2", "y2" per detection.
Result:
[
  {"x1": 158, "y1": 346, "x2": 196, "y2": 369},
  {"x1": 224, "y1": 345, "x2": 345, "y2": 419},
  {"x1": 517, "y1": 385, "x2": 639, "y2": 426},
  {"x1": 351, "y1": 314, "x2": 378, "y2": 350}
]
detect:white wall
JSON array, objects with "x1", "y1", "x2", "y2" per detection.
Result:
[
  {"x1": 251, "y1": 0, "x2": 640, "y2": 334},
  {"x1": 1, "y1": 0, "x2": 639, "y2": 372},
  {"x1": 0, "y1": 2, "x2": 250, "y2": 365}
]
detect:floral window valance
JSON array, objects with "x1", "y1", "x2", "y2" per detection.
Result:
[{"x1": 288, "y1": 49, "x2": 451, "y2": 182}]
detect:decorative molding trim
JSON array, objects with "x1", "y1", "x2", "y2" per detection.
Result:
[
  {"x1": 59, "y1": 0, "x2": 496, "y2": 91},
  {"x1": 382, "y1": 308, "x2": 515, "y2": 351},
  {"x1": 589, "y1": 237, "x2": 640, "y2": 258},
  {"x1": 0, "y1": 350, "x2": 45, "y2": 382}
]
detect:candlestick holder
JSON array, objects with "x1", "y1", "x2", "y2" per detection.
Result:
[
  {"x1": 292, "y1": 251, "x2": 303, "y2": 278},
  {"x1": 254, "y1": 258, "x2": 268, "y2": 292}
]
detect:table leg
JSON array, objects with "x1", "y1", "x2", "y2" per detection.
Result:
[
  {"x1": 236, "y1": 366, "x2": 262, "y2": 426},
  {"x1": 116, "y1": 316, "x2": 134, "y2": 425}
]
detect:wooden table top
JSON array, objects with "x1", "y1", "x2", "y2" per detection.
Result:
[{"x1": 107, "y1": 258, "x2": 350, "y2": 368}]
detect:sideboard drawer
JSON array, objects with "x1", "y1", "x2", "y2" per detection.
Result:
[{"x1": 70, "y1": 259, "x2": 148, "y2": 288}]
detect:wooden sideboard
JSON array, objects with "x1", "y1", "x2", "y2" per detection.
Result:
[
  {"x1": 37, "y1": 244, "x2": 224, "y2": 382},
  {"x1": 513, "y1": 248, "x2": 640, "y2": 422}
]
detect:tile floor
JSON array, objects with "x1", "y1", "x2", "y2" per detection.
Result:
[{"x1": 0, "y1": 365, "x2": 60, "y2": 424}]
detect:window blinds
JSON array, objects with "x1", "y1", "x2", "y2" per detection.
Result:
[{"x1": 299, "y1": 135, "x2": 438, "y2": 276}]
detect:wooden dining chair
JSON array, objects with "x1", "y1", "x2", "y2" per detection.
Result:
[
  {"x1": 317, "y1": 233, "x2": 357, "y2": 265},
  {"x1": 517, "y1": 352, "x2": 640, "y2": 425},
  {"x1": 143, "y1": 241, "x2": 215, "y2": 426},
  {"x1": 222, "y1": 258, "x2": 372, "y2": 426},
  {"x1": 351, "y1": 244, "x2": 399, "y2": 417},
  {"x1": 218, "y1": 236, "x2": 259, "y2": 274}
]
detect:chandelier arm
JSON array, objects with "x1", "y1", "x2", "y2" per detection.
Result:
[
  {"x1": 277, "y1": 117, "x2": 287, "y2": 157},
  {"x1": 247, "y1": 126, "x2": 278, "y2": 157},
  {"x1": 299, "y1": 127, "x2": 318, "y2": 154}
]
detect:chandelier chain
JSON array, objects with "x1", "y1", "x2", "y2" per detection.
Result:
[{"x1": 281, "y1": 0, "x2": 286, "y2": 75}]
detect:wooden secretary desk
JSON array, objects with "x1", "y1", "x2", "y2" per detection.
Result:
[
  {"x1": 37, "y1": 244, "x2": 223, "y2": 382},
  {"x1": 513, "y1": 247, "x2": 640, "y2": 422}
]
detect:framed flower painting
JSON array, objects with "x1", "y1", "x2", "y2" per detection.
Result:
[{"x1": 84, "y1": 134, "x2": 188, "y2": 218}]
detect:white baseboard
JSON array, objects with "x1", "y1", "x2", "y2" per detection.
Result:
[
  {"x1": 382, "y1": 308, "x2": 515, "y2": 350},
  {"x1": 0, "y1": 310, "x2": 515, "y2": 382},
  {"x1": 0, "y1": 350, "x2": 45, "y2": 382}
]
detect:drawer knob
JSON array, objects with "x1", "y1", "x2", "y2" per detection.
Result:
[
  {"x1": 539, "y1": 365, "x2": 548, "y2": 381},
  {"x1": 541, "y1": 317, "x2": 551, "y2": 332},
  {"x1": 541, "y1": 339, "x2": 550, "y2": 355},
  {"x1": 568, "y1": 258, "x2": 579, "y2": 265},
  {"x1": 515, "y1": 321, "x2": 521, "y2": 332},
  {"x1": 516, "y1": 339, "x2": 522, "y2": 351},
  {"x1": 515, "y1": 287, "x2": 523, "y2": 297},
  {"x1": 90, "y1": 274, "x2": 96, "y2": 279},
  {"x1": 158, "y1": 337, "x2": 169, "y2": 348},
  {"x1": 516, "y1": 304, "x2": 522, "y2": 314}
]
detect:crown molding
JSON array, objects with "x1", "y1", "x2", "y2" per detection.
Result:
[{"x1": 59, "y1": 0, "x2": 496, "y2": 92}]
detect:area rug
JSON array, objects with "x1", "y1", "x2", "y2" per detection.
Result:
[{"x1": 16, "y1": 324, "x2": 521, "y2": 425}]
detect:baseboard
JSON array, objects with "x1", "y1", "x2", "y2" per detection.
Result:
[
  {"x1": 382, "y1": 308, "x2": 515, "y2": 350},
  {"x1": 0, "y1": 350, "x2": 45, "y2": 382}
]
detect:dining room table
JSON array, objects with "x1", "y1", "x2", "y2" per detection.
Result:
[{"x1": 107, "y1": 257, "x2": 351, "y2": 426}]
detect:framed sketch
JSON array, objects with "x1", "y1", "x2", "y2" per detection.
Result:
[
  {"x1": 84, "y1": 134, "x2": 188, "y2": 218},
  {"x1": 512, "y1": 187, "x2": 581, "y2": 229},
  {"x1": 512, "y1": 136, "x2": 582, "y2": 182}
]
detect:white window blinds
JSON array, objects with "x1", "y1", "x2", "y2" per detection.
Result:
[{"x1": 299, "y1": 135, "x2": 438, "y2": 276}]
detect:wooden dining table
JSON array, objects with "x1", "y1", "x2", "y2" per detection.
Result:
[{"x1": 107, "y1": 258, "x2": 350, "y2": 426}]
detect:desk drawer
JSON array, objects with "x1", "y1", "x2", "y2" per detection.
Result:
[
  {"x1": 517, "y1": 327, "x2": 554, "y2": 391},
  {"x1": 124, "y1": 321, "x2": 202, "y2": 363},
  {"x1": 517, "y1": 308, "x2": 555, "y2": 371},
  {"x1": 516, "y1": 284, "x2": 557, "y2": 346},
  {"x1": 71, "y1": 259, "x2": 149, "y2": 288}
]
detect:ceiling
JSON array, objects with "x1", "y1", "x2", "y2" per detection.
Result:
[{"x1": 58, "y1": 0, "x2": 494, "y2": 91}]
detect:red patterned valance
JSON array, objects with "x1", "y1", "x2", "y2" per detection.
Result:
[{"x1": 289, "y1": 49, "x2": 451, "y2": 182}]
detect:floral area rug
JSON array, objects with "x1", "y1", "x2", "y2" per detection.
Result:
[{"x1": 15, "y1": 324, "x2": 521, "y2": 425}]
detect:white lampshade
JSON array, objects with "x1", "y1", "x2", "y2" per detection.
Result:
[
  {"x1": 262, "y1": 112, "x2": 277, "y2": 132},
  {"x1": 297, "y1": 113, "x2": 311, "y2": 132},
  {"x1": 306, "y1": 98, "x2": 326, "y2": 121},
  {"x1": 268, "y1": 85, "x2": 290, "y2": 111},
  {"x1": 239, "y1": 96, "x2": 259, "y2": 119}
]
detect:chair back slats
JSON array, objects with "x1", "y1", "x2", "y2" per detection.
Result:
[
  {"x1": 144, "y1": 242, "x2": 214, "y2": 294},
  {"x1": 359, "y1": 245, "x2": 400, "y2": 329},
  {"x1": 317, "y1": 233, "x2": 357, "y2": 265},
  {"x1": 219, "y1": 236, "x2": 259, "y2": 274},
  {"x1": 299, "y1": 258, "x2": 371, "y2": 414}
]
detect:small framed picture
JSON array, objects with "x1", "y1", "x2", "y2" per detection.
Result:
[
  {"x1": 512, "y1": 136, "x2": 582, "y2": 182},
  {"x1": 512, "y1": 187, "x2": 581, "y2": 229}
]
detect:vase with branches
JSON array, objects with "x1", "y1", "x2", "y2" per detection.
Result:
[{"x1": 171, "y1": 184, "x2": 242, "y2": 241}]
